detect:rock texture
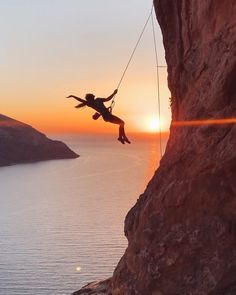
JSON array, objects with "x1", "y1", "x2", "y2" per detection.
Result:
[
  {"x1": 72, "y1": 279, "x2": 111, "y2": 295},
  {"x1": 0, "y1": 114, "x2": 78, "y2": 166},
  {"x1": 111, "y1": 1, "x2": 236, "y2": 294},
  {"x1": 75, "y1": 1, "x2": 236, "y2": 294}
]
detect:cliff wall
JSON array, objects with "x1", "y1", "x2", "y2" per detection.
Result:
[{"x1": 111, "y1": 1, "x2": 236, "y2": 294}]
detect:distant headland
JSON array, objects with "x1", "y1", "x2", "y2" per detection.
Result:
[{"x1": 0, "y1": 114, "x2": 79, "y2": 166}]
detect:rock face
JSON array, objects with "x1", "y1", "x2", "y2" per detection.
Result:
[
  {"x1": 74, "y1": 1, "x2": 236, "y2": 294},
  {"x1": 111, "y1": 1, "x2": 236, "y2": 294},
  {"x1": 0, "y1": 114, "x2": 78, "y2": 166},
  {"x1": 72, "y1": 279, "x2": 111, "y2": 295}
]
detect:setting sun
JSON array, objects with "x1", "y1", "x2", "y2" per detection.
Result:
[{"x1": 146, "y1": 117, "x2": 162, "y2": 133}]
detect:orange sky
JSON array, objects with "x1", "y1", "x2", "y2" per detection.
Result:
[{"x1": 1, "y1": 1, "x2": 171, "y2": 135}]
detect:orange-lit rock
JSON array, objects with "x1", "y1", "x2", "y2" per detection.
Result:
[{"x1": 111, "y1": 1, "x2": 236, "y2": 294}]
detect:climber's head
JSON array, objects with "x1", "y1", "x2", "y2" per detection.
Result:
[{"x1": 85, "y1": 93, "x2": 95, "y2": 102}]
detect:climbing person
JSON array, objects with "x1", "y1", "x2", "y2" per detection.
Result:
[{"x1": 67, "y1": 89, "x2": 131, "y2": 144}]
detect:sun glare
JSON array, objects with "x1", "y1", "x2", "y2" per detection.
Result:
[
  {"x1": 146, "y1": 117, "x2": 161, "y2": 133},
  {"x1": 76, "y1": 266, "x2": 82, "y2": 272}
]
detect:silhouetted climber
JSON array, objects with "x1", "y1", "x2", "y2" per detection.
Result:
[{"x1": 67, "y1": 90, "x2": 131, "y2": 144}]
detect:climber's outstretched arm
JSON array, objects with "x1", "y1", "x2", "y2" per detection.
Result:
[
  {"x1": 101, "y1": 89, "x2": 118, "y2": 102},
  {"x1": 67, "y1": 95, "x2": 86, "y2": 103}
]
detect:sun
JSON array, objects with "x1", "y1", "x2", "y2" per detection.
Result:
[{"x1": 146, "y1": 117, "x2": 161, "y2": 133}]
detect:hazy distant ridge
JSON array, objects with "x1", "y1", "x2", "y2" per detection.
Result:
[{"x1": 0, "y1": 114, "x2": 78, "y2": 166}]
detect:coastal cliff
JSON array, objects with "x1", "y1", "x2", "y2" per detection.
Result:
[
  {"x1": 74, "y1": 1, "x2": 236, "y2": 294},
  {"x1": 0, "y1": 114, "x2": 78, "y2": 166}
]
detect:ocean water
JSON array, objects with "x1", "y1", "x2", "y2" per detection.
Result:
[{"x1": 0, "y1": 134, "x2": 166, "y2": 295}]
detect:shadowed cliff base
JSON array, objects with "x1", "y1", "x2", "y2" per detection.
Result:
[
  {"x1": 72, "y1": 279, "x2": 111, "y2": 295},
  {"x1": 0, "y1": 114, "x2": 79, "y2": 166},
  {"x1": 74, "y1": 0, "x2": 236, "y2": 294}
]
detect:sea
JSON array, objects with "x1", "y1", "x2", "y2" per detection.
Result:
[{"x1": 0, "y1": 133, "x2": 167, "y2": 295}]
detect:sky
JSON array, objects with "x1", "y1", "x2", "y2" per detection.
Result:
[{"x1": 0, "y1": 0, "x2": 171, "y2": 134}]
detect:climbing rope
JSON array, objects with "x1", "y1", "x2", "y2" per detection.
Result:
[
  {"x1": 116, "y1": 5, "x2": 154, "y2": 90},
  {"x1": 108, "y1": 3, "x2": 164, "y2": 158},
  {"x1": 109, "y1": 4, "x2": 155, "y2": 112},
  {"x1": 151, "y1": 8, "x2": 163, "y2": 158}
]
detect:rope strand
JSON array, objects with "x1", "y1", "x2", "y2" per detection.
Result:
[
  {"x1": 111, "y1": 3, "x2": 164, "y2": 160},
  {"x1": 109, "y1": 5, "x2": 154, "y2": 111},
  {"x1": 151, "y1": 9, "x2": 163, "y2": 158},
  {"x1": 109, "y1": 4, "x2": 154, "y2": 111},
  {"x1": 116, "y1": 4, "x2": 154, "y2": 90}
]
